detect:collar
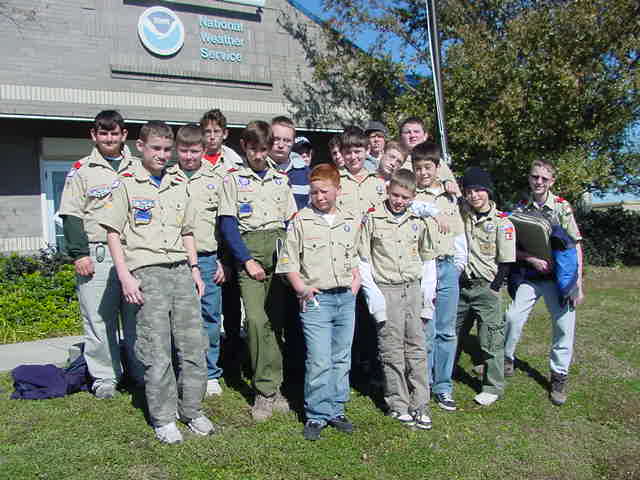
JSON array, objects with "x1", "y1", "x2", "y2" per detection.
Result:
[{"x1": 88, "y1": 145, "x2": 135, "y2": 171}]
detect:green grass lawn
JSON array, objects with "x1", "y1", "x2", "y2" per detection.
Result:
[{"x1": 1, "y1": 267, "x2": 638, "y2": 480}]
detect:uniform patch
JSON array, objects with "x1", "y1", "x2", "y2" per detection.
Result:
[
  {"x1": 412, "y1": 223, "x2": 419, "y2": 232},
  {"x1": 87, "y1": 185, "x2": 111, "y2": 199},
  {"x1": 132, "y1": 198, "x2": 155, "y2": 210},
  {"x1": 274, "y1": 177, "x2": 283, "y2": 185},
  {"x1": 500, "y1": 225, "x2": 514, "y2": 241},
  {"x1": 239, "y1": 203, "x2": 253, "y2": 214},
  {"x1": 483, "y1": 222, "x2": 496, "y2": 233},
  {"x1": 111, "y1": 179, "x2": 121, "y2": 190},
  {"x1": 344, "y1": 224, "x2": 351, "y2": 232},
  {"x1": 207, "y1": 183, "x2": 216, "y2": 190},
  {"x1": 134, "y1": 209, "x2": 152, "y2": 224},
  {"x1": 66, "y1": 169, "x2": 77, "y2": 179},
  {"x1": 279, "y1": 256, "x2": 289, "y2": 264},
  {"x1": 376, "y1": 185, "x2": 385, "y2": 194},
  {"x1": 238, "y1": 177, "x2": 250, "y2": 187}
]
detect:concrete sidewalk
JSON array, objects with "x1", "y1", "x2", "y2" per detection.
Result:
[{"x1": 0, "y1": 336, "x2": 83, "y2": 373}]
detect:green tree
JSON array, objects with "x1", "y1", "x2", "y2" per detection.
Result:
[{"x1": 283, "y1": 0, "x2": 640, "y2": 205}]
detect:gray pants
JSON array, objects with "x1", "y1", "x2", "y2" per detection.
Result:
[
  {"x1": 132, "y1": 263, "x2": 207, "y2": 427},
  {"x1": 378, "y1": 282, "x2": 429, "y2": 415},
  {"x1": 76, "y1": 243, "x2": 141, "y2": 388}
]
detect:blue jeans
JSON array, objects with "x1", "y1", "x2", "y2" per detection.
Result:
[
  {"x1": 199, "y1": 253, "x2": 223, "y2": 380},
  {"x1": 425, "y1": 258, "x2": 460, "y2": 394},
  {"x1": 302, "y1": 289, "x2": 356, "y2": 425}
]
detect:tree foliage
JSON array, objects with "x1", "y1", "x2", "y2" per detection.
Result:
[{"x1": 282, "y1": 0, "x2": 640, "y2": 205}]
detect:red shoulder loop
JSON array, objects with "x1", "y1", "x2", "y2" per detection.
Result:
[
  {"x1": 290, "y1": 211, "x2": 299, "y2": 220},
  {"x1": 175, "y1": 177, "x2": 183, "y2": 182},
  {"x1": 73, "y1": 160, "x2": 82, "y2": 169},
  {"x1": 367, "y1": 207, "x2": 376, "y2": 213},
  {"x1": 228, "y1": 168, "x2": 238, "y2": 173},
  {"x1": 122, "y1": 172, "x2": 134, "y2": 177},
  {"x1": 556, "y1": 196, "x2": 566, "y2": 203}
]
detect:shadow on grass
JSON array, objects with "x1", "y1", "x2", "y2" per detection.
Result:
[{"x1": 514, "y1": 357, "x2": 550, "y2": 391}]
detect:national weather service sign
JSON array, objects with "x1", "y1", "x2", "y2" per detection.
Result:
[{"x1": 138, "y1": 6, "x2": 185, "y2": 56}]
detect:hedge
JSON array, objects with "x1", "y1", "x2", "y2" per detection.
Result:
[
  {"x1": 0, "y1": 250, "x2": 81, "y2": 344},
  {"x1": 578, "y1": 206, "x2": 640, "y2": 267}
]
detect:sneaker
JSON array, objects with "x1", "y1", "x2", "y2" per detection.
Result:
[
  {"x1": 504, "y1": 357, "x2": 515, "y2": 377},
  {"x1": 434, "y1": 392, "x2": 457, "y2": 411},
  {"x1": 412, "y1": 407, "x2": 433, "y2": 430},
  {"x1": 273, "y1": 391, "x2": 290, "y2": 414},
  {"x1": 389, "y1": 411, "x2": 415, "y2": 427},
  {"x1": 303, "y1": 420, "x2": 324, "y2": 441},
  {"x1": 549, "y1": 371, "x2": 568, "y2": 406},
  {"x1": 474, "y1": 391, "x2": 499, "y2": 406},
  {"x1": 206, "y1": 379, "x2": 222, "y2": 396},
  {"x1": 187, "y1": 415, "x2": 216, "y2": 436},
  {"x1": 328, "y1": 415, "x2": 354, "y2": 434},
  {"x1": 251, "y1": 393, "x2": 274, "y2": 422},
  {"x1": 154, "y1": 422, "x2": 183, "y2": 444},
  {"x1": 93, "y1": 381, "x2": 117, "y2": 400}
]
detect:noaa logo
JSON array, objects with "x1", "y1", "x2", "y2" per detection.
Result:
[{"x1": 138, "y1": 6, "x2": 185, "y2": 56}]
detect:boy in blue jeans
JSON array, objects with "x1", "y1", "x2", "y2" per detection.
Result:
[{"x1": 277, "y1": 163, "x2": 361, "y2": 440}]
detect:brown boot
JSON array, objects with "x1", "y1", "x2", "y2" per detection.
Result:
[
  {"x1": 251, "y1": 393, "x2": 274, "y2": 421},
  {"x1": 549, "y1": 371, "x2": 568, "y2": 406}
]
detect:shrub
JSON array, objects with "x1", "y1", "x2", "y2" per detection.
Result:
[
  {"x1": 0, "y1": 250, "x2": 80, "y2": 344},
  {"x1": 578, "y1": 206, "x2": 640, "y2": 267}
]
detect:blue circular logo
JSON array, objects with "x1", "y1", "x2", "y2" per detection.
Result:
[{"x1": 138, "y1": 6, "x2": 185, "y2": 56}]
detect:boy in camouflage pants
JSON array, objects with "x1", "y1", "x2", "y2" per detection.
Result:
[{"x1": 101, "y1": 121, "x2": 214, "y2": 444}]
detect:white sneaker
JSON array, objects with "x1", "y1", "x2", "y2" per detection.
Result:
[
  {"x1": 206, "y1": 379, "x2": 222, "y2": 396},
  {"x1": 154, "y1": 422, "x2": 183, "y2": 444},
  {"x1": 474, "y1": 392, "x2": 499, "y2": 406},
  {"x1": 187, "y1": 415, "x2": 216, "y2": 436}
]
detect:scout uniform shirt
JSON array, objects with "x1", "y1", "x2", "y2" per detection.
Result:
[
  {"x1": 184, "y1": 161, "x2": 226, "y2": 254},
  {"x1": 275, "y1": 207, "x2": 359, "y2": 290},
  {"x1": 99, "y1": 164, "x2": 196, "y2": 272},
  {"x1": 219, "y1": 165, "x2": 297, "y2": 232},
  {"x1": 515, "y1": 192, "x2": 582, "y2": 242},
  {"x1": 59, "y1": 146, "x2": 138, "y2": 243},
  {"x1": 462, "y1": 201, "x2": 516, "y2": 282},
  {"x1": 360, "y1": 202, "x2": 435, "y2": 285},
  {"x1": 337, "y1": 169, "x2": 386, "y2": 219},
  {"x1": 415, "y1": 183, "x2": 464, "y2": 257}
]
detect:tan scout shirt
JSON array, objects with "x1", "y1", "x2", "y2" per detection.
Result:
[
  {"x1": 515, "y1": 192, "x2": 582, "y2": 242},
  {"x1": 58, "y1": 146, "x2": 138, "y2": 243},
  {"x1": 99, "y1": 164, "x2": 196, "y2": 272},
  {"x1": 276, "y1": 207, "x2": 359, "y2": 290},
  {"x1": 462, "y1": 201, "x2": 516, "y2": 282},
  {"x1": 360, "y1": 202, "x2": 435, "y2": 285},
  {"x1": 219, "y1": 165, "x2": 297, "y2": 232},
  {"x1": 184, "y1": 162, "x2": 226, "y2": 253},
  {"x1": 337, "y1": 170, "x2": 387, "y2": 218},
  {"x1": 415, "y1": 183, "x2": 464, "y2": 257}
]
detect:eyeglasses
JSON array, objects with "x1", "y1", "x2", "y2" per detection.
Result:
[
  {"x1": 273, "y1": 136, "x2": 293, "y2": 145},
  {"x1": 529, "y1": 174, "x2": 553, "y2": 183}
]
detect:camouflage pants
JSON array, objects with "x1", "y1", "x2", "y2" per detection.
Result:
[{"x1": 132, "y1": 263, "x2": 207, "y2": 427}]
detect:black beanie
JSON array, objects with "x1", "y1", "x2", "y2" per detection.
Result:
[{"x1": 462, "y1": 166, "x2": 494, "y2": 194}]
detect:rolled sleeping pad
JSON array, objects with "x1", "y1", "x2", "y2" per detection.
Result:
[{"x1": 508, "y1": 212, "x2": 553, "y2": 263}]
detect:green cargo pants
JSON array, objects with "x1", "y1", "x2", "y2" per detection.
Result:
[
  {"x1": 456, "y1": 279, "x2": 505, "y2": 396},
  {"x1": 239, "y1": 229, "x2": 288, "y2": 397}
]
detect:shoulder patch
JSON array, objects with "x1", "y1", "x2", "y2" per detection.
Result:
[
  {"x1": 497, "y1": 211, "x2": 510, "y2": 218},
  {"x1": 556, "y1": 197, "x2": 566, "y2": 203}
]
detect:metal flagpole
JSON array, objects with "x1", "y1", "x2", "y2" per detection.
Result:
[{"x1": 425, "y1": 0, "x2": 451, "y2": 165}]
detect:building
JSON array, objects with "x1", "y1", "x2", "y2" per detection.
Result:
[{"x1": 0, "y1": 0, "x2": 339, "y2": 253}]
